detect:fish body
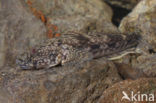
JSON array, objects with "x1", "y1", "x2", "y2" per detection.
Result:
[{"x1": 16, "y1": 32, "x2": 140, "y2": 69}]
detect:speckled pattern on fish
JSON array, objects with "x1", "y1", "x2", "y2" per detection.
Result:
[{"x1": 16, "y1": 32, "x2": 140, "y2": 69}]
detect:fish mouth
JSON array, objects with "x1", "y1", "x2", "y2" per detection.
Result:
[
  {"x1": 16, "y1": 59, "x2": 33, "y2": 70},
  {"x1": 19, "y1": 65, "x2": 31, "y2": 70}
]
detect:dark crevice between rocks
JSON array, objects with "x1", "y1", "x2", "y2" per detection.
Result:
[
  {"x1": 149, "y1": 49, "x2": 156, "y2": 54},
  {"x1": 116, "y1": 68, "x2": 125, "y2": 80},
  {"x1": 105, "y1": 2, "x2": 131, "y2": 27}
]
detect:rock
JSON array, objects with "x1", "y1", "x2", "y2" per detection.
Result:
[
  {"x1": 103, "y1": 0, "x2": 141, "y2": 10},
  {"x1": 25, "y1": 0, "x2": 118, "y2": 33},
  {"x1": 98, "y1": 78, "x2": 156, "y2": 103},
  {"x1": 116, "y1": 0, "x2": 156, "y2": 78},
  {"x1": 0, "y1": 59, "x2": 122, "y2": 103},
  {"x1": 119, "y1": 0, "x2": 156, "y2": 51},
  {"x1": 102, "y1": 0, "x2": 141, "y2": 26},
  {"x1": 0, "y1": 0, "x2": 47, "y2": 67},
  {"x1": 114, "y1": 53, "x2": 156, "y2": 78},
  {"x1": 114, "y1": 62, "x2": 147, "y2": 80},
  {"x1": 134, "y1": 54, "x2": 156, "y2": 77},
  {"x1": 125, "y1": 54, "x2": 156, "y2": 77}
]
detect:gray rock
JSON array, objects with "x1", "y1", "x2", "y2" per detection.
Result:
[
  {"x1": 25, "y1": 0, "x2": 118, "y2": 33},
  {"x1": 103, "y1": 0, "x2": 141, "y2": 10},
  {"x1": 116, "y1": 0, "x2": 156, "y2": 78},
  {"x1": 119, "y1": 54, "x2": 156, "y2": 77},
  {"x1": 0, "y1": 59, "x2": 122, "y2": 103},
  {"x1": 119, "y1": 0, "x2": 156, "y2": 51},
  {"x1": 0, "y1": 0, "x2": 47, "y2": 67}
]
